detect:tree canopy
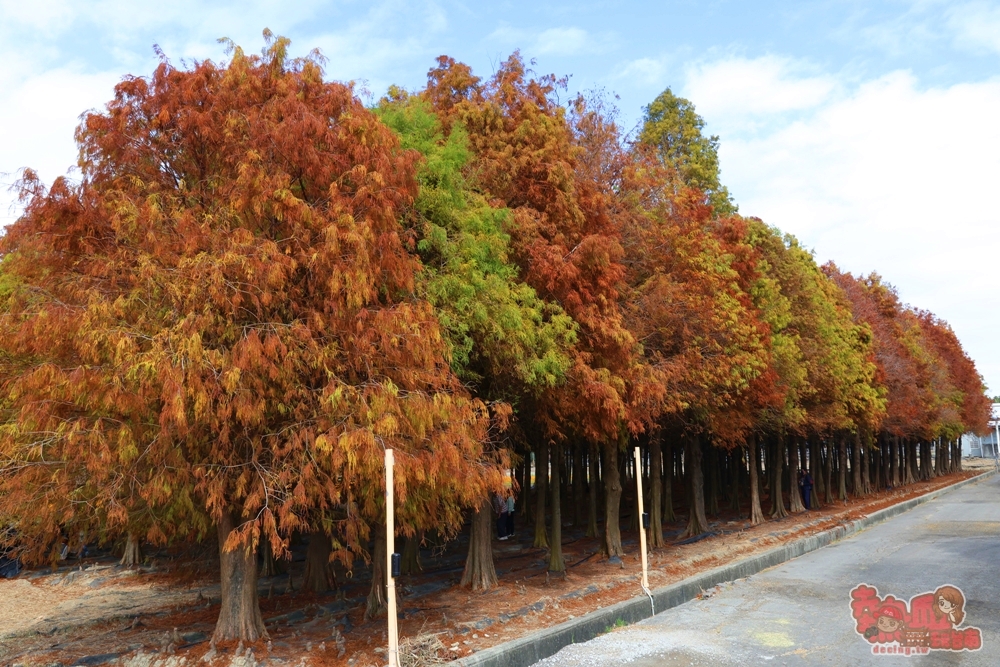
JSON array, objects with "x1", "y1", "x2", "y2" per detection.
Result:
[
  {"x1": 0, "y1": 34, "x2": 990, "y2": 641},
  {"x1": 639, "y1": 87, "x2": 737, "y2": 217}
]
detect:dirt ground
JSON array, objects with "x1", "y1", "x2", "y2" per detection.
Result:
[{"x1": 2, "y1": 462, "x2": 993, "y2": 667}]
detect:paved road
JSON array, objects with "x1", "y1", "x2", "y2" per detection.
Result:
[{"x1": 538, "y1": 474, "x2": 1000, "y2": 666}]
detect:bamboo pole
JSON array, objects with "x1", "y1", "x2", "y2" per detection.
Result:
[
  {"x1": 634, "y1": 446, "x2": 649, "y2": 590},
  {"x1": 386, "y1": 449, "x2": 398, "y2": 667}
]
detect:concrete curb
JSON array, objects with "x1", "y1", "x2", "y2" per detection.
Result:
[{"x1": 455, "y1": 469, "x2": 997, "y2": 667}]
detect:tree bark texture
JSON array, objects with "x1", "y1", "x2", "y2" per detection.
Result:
[
  {"x1": 902, "y1": 440, "x2": 912, "y2": 484},
  {"x1": 729, "y1": 449, "x2": 741, "y2": 512},
  {"x1": 770, "y1": 437, "x2": 788, "y2": 519},
  {"x1": 303, "y1": 531, "x2": 335, "y2": 593},
  {"x1": 120, "y1": 533, "x2": 142, "y2": 568},
  {"x1": 889, "y1": 436, "x2": 900, "y2": 489},
  {"x1": 520, "y1": 460, "x2": 531, "y2": 518},
  {"x1": 683, "y1": 434, "x2": 710, "y2": 537},
  {"x1": 365, "y1": 524, "x2": 387, "y2": 620},
  {"x1": 789, "y1": 438, "x2": 805, "y2": 513},
  {"x1": 533, "y1": 441, "x2": 549, "y2": 549},
  {"x1": 587, "y1": 441, "x2": 599, "y2": 538},
  {"x1": 706, "y1": 444, "x2": 720, "y2": 518},
  {"x1": 214, "y1": 511, "x2": 268, "y2": 642},
  {"x1": 663, "y1": 439, "x2": 676, "y2": 522},
  {"x1": 861, "y1": 439, "x2": 872, "y2": 495},
  {"x1": 572, "y1": 442, "x2": 585, "y2": 528},
  {"x1": 810, "y1": 439, "x2": 823, "y2": 505},
  {"x1": 461, "y1": 497, "x2": 498, "y2": 591},
  {"x1": 649, "y1": 433, "x2": 664, "y2": 548},
  {"x1": 401, "y1": 532, "x2": 422, "y2": 575},
  {"x1": 837, "y1": 437, "x2": 849, "y2": 501},
  {"x1": 823, "y1": 440, "x2": 834, "y2": 504},
  {"x1": 852, "y1": 432, "x2": 863, "y2": 496},
  {"x1": 548, "y1": 443, "x2": 565, "y2": 572},
  {"x1": 258, "y1": 534, "x2": 284, "y2": 578},
  {"x1": 749, "y1": 439, "x2": 764, "y2": 526},
  {"x1": 602, "y1": 439, "x2": 624, "y2": 559}
]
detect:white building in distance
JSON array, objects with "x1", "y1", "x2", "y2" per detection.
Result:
[{"x1": 961, "y1": 402, "x2": 1000, "y2": 458}]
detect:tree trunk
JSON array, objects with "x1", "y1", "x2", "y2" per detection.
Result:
[
  {"x1": 520, "y1": 458, "x2": 531, "y2": 518},
  {"x1": 874, "y1": 436, "x2": 883, "y2": 491},
  {"x1": 602, "y1": 438, "x2": 624, "y2": 559},
  {"x1": 757, "y1": 438, "x2": 768, "y2": 505},
  {"x1": 587, "y1": 441, "x2": 599, "y2": 538},
  {"x1": 213, "y1": 511, "x2": 267, "y2": 642},
  {"x1": 789, "y1": 438, "x2": 805, "y2": 513},
  {"x1": 852, "y1": 432, "x2": 863, "y2": 496},
  {"x1": 120, "y1": 533, "x2": 142, "y2": 568},
  {"x1": 838, "y1": 436, "x2": 849, "y2": 501},
  {"x1": 861, "y1": 434, "x2": 872, "y2": 495},
  {"x1": 890, "y1": 436, "x2": 900, "y2": 488},
  {"x1": 627, "y1": 447, "x2": 640, "y2": 532},
  {"x1": 258, "y1": 535, "x2": 284, "y2": 578},
  {"x1": 881, "y1": 435, "x2": 890, "y2": 490},
  {"x1": 706, "y1": 444, "x2": 720, "y2": 518},
  {"x1": 548, "y1": 443, "x2": 565, "y2": 572},
  {"x1": 572, "y1": 442, "x2": 585, "y2": 528},
  {"x1": 729, "y1": 449, "x2": 741, "y2": 512},
  {"x1": 303, "y1": 531, "x2": 335, "y2": 593},
  {"x1": 823, "y1": 440, "x2": 834, "y2": 504},
  {"x1": 649, "y1": 432, "x2": 664, "y2": 548},
  {"x1": 365, "y1": 524, "x2": 388, "y2": 620},
  {"x1": 663, "y1": 439, "x2": 676, "y2": 522},
  {"x1": 401, "y1": 532, "x2": 422, "y2": 575},
  {"x1": 749, "y1": 439, "x2": 764, "y2": 526},
  {"x1": 533, "y1": 441, "x2": 549, "y2": 549},
  {"x1": 683, "y1": 434, "x2": 710, "y2": 537},
  {"x1": 461, "y1": 498, "x2": 498, "y2": 591},
  {"x1": 770, "y1": 436, "x2": 788, "y2": 519},
  {"x1": 810, "y1": 439, "x2": 822, "y2": 504}
]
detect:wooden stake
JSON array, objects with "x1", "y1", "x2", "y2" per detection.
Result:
[
  {"x1": 634, "y1": 446, "x2": 649, "y2": 590},
  {"x1": 386, "y1": 449, "x2": 398, "y2": 667}
]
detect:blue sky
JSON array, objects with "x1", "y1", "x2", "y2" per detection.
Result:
[{"x1": 2, "y1": 0, "x2": 999, "y2": 399}]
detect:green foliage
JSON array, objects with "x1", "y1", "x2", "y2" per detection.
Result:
[
  {"x1": 376, "y1": 96, "x2": 576, "y2": 395},
  {"x1": 746, "y1": 222, "x2": 883, "y2": 433},
  {"x1": 639, "y1": 88, "x2": 737, "y2": 217}
]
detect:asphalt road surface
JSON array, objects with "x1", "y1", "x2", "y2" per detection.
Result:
[{"x1": 537, "y1": 473, "x2": 1000, "y2": 666}]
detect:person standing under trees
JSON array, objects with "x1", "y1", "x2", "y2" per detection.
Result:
[
  {"x1": 505, "y1": 491, "x2": 516, "y2": 539},
  {"x1": 496, "y1": 492, "x2": 510, "y2": 541},
  {"x1": 800, "y1": 469, "x2": 815, "y2": 510}
]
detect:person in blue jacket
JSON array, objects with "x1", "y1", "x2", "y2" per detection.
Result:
[{"x1": 798, "y1": 469, "x2": 814, "y2": 510}]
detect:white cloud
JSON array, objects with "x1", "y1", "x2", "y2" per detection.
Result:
[
  {"x1": 692, "y1": 59, "x2": 1000, "y2": 392},
  {"x1": 0, "y1": 68, "x2": 120, "y2": 223},
  {"x1": 684, "y1": 56, "x2": 837, "y2": 120},
  {"x1": 0, "y1": 0, "x2": 74, "y2": 33},
  {"x1": 487, "y1": 24, "x2": 613, "y2": 60},
  {"x1": 947, "y1": 2, "x2": 1000, "y2": 54},
  {"x1": 533, "y1": 27, "x2": 589, "y2": 56},
  {"x1": 0, "y1": 0, "x2": 449, "y2": 222},
  {"x1": 616, "y1": 56, "x2": 669, "y2": 87}
]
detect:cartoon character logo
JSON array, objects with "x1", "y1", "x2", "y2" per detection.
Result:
[
  {"x1": 933, "y1": 585, "x2": 965, "y2": 626},
  {"x1": 851, "y1": 584, "x2": 982, "y2": 656}
]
